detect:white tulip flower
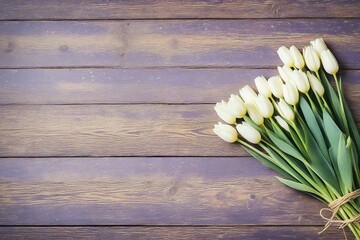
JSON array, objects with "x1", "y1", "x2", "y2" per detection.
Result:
[
  {"x1": 307, "y1": 71, "x2": 325, "y2": 96},
  {"x1": 268, "y1": 76, "x2": 284, "y2": 98},
  {"x1": 277, "y1": 65, "x2": 293, "y2": 83},
  {"x1": 293, "y1": 70, "x2": 310, "y2": 93},
  {"x1": 283, "y1": 82, "x2": 299, "y2": 105},
  {"x1": 227, "y1": 94, "x2": 247, "y2": 118},
  {"x1": 277, "y1": 99, "x2": 295, "y2": 122},
  {"x1": 277, "y1": 46, "x2": 294, "y2": 67},
  {"x1": 246, "y1": 103, "x2": 264, "y2": 126},
  {"x1": 236, "y1": 123, "x2": 261, "y2": 144},
  {"x1": 310, "y1": 38, "x2": 328, "y2": 55},
  {"x1": 214, "y1": 100, "x2": 236, "y2": 124},
  {"x1": 303, "y1": 46, "x2": 320, "y2": 72},
  {"x1": 239, "y1": 85, "x2": 257, "y2": 104},
  {"x1": 213, "y1": 122, "x2": 238, "y2": 143},
  {"x1": 290, "y1": 46, "x2": 305, "y2": 69},
  {"x1": 254, "y1": 76, "x2": 272, "y2": 98},
  {"x1": 320, "y1": 49, "x2": 339, "y2": 75},
  {"x1": 275, "y1": 115, "x2": 290, "y2": 131},
  {"x1": 255, "y1": 94, "x2": 274, "y2": 118}
]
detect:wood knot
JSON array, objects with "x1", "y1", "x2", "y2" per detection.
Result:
[
  {"x1": 5, "y1": 41, "x2": 15, "y2": 53},
  {"x1": 59, "y1": 44, "x2": 69, "y2": 53},
  {"x1": 168, "y1": 185, "x2": 179, "y2": 196}
]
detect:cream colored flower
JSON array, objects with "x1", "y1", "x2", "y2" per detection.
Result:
[
  {"x1": 236, "y1": 123, "x2": 261, "y2": 144},
  {"x1": 213, "y1": 122, "x2": 238, "y2": 143}
]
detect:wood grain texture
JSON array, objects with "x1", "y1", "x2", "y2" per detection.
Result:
[
  {"x1": 1, "y1": 101, "x2": 360, "y2": 157},
  {"x1": 0, "y1": 226, "x2": 350, "y2": 240},
  {"x1": 0, "y1": 0, "x2": 359, "y2": 20},
  {"x1": 0, "y1": 157, "x2": 328, "y2": 225},
  {"x1": 0, "y1": 69, "x2": 359, "y2": 104},
  {"x1": 0, "y1": 20, "x2": 359, "y2": 68},
  {"x1": 0, "y1": 104, "x2": 243, "y2": 157}
]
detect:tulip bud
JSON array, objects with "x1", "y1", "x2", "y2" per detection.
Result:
[
  {"x1": 277, "y1": 65, "x2": 293, "y2": 83},
  {"x1": 227, "y1": 94, "x2": 247, "y2": 118},
  {"x1": 277, "y1": 99, "x2": 295, "y2": 122},
  {"x1": 283, "y1": 82, "x2": 299, "y2": 105},
  {"x1": 213, "y1": 122, "x2": 238, "y2": 143},
  {"x1": 277, "y1": 46, "x2": 294, "y2": 67},
  {"x1": 307, "y1": 71, "x2": 324, "y2": 96},
  {"x1": 214, "y1": 100, "x2": 236, "y2": 124},
  {"x1": 239, "y1": 85, "x2": 257, "y2": 104},
  {"x1": 275, "y1": 115, "x2": 290, "y2": 131},
  {"x1": 303, "y1": 46, "x2": 320, "y2": 72},
  {"x1": 255, "y1": 94, "x2": 274, "y2": 118},
  {"x1": 268, "y1": 76, "x2": 284, "y2": 98},
  {"x1": 236, "y1": 123, "x2": 261, "y2": 144},
  {"x1": 293, "y1": 70, "x2": 310, "y2": 93},
  {"x1": 254, "y1": 76, "x2": 272, "y2": 98},
  {"x1": 290, "y1": 46, "x2": 305, "y2": 69},
  {"x1": 246, "y1": 103, "x2": 264, "y2": 126},
  {"x1": 310, "y1": 38, "x2": 328, "y2": 55},
  {"x1": 320, "y1": 49, "x2": 339, "y2": 75}
]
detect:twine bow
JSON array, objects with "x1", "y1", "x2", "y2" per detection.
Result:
[{"x1": 319, "y1": 189, "x2": 360, "y2": 239}]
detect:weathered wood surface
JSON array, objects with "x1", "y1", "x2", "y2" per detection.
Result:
[
  {"x1": 0, "y1": 157, "x2": 327, "y2": 225},
  {"x1": 0, "y1": 105, "x2": 243, "y2": 157},
  {"x1": 1, "y1": 102, "x2": 360, "y2": 157},
  {"x1": 0, "y1": 20, "x2": 359, "y2": 68},
  {"x1": 0, "y1": 226, "x2": 349, "y2": 240},
  {"x1": 0, "y1": 0, "x2": 359, "y2": 20},
  {"x1": 1, "y1": 1, "x2": 359, "y2": 239},
  {"x1": 0, "y1": 69, "x2": 359, "y2": 104}
]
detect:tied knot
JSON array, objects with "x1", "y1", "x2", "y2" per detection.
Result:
[{"x1": 319, "y1": 189, "x2": 360, "y2": 238}]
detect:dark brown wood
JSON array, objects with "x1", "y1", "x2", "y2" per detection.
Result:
[
  {"x1": 0, "y1": 157, "x2": 328, "y2": 225},
  {"x1": 0, "y1": 69, "x2": 358, "y2": 104},
  {"x1": 0, "y1": 101, "x2": 359, "y2": 157},
  {"x1": 0, "y1": 0, "x2": 359, "y2": 20},
  {"x1": 0, "y1": 20, "x2": 359, "y2": 68},
  {"x1": 0, "y1": 226, "x2": 350, "y2": 240}
]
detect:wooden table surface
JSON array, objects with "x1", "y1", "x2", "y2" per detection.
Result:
[{"x1": 0, "y1": 1, "x2": 359, "y2": 239}]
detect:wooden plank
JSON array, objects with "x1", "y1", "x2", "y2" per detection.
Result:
[
  {"x1": 0, "y1": 69, "x2": 359, "y2": 104},
  {"x1": 0, "y1": 226, "x2": 349, "y2": 240},
  {"x1": 0, "y1": 20, "x2": 359, "y2": 68},
  {"x1": 0, "y1": 157, "x2": 329, "y2": 225},
  {"x1": 1, "y1": 103, "x2": 360, "y2": 157},
  {"x1": 0, "y1": 104, "x2": 244, "y2": 157},
  {"x1": 0, "y1": 0, "x2": 359, "y2": 20}
]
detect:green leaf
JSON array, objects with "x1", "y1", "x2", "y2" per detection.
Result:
[
  {"x1": 323, "y1": 109, "x2": 342, "y2": 152},
  {"x1": 337, "y1": 134, "x2": 353, "y2": 194},
  {"x1": 288, "y1": 124, "x2": 308, "y2": 157},
  {"x1": 298, "y1": 116, "x2": 340, "y2": 191},
  {"x1": 262, "y1": 144, "x2": 308, "y2": 183},
  {"x1": 266, "y1": 128, "x2": 307, "y2": 163},
  {"x1": 241, "y1": 144, "x2": 297, "y2": 182},
  {"x1": 346, "y1": 137, "x2": 360, "y2": 189},
  {"x1": 340, "y1": 80, "x2": 360, "y2": 158},
  {"x1": 319, "y1": 69, "x2": 344, "y2": 131},
  {"x1": 276, "y1": 177, "x2": 320, "y2": 196},
  {"x1": 299, "y1": 97, "x2": 329, "y2": 160}
]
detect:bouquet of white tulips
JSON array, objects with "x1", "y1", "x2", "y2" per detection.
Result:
[{"x1": 213, "y1": 38, "x2": 360, "y2": 239}]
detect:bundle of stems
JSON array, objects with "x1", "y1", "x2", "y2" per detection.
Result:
[{"x1": 213, "y1": 38, "x2": 360, "y2": 239}]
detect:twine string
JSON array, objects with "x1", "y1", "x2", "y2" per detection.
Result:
[{"x1": 319, "y1": 189, "x2": 360, "y2": 237}]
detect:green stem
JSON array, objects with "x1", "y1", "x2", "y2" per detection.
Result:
[
  {"x1": 314, "y1": 92, "x2": 325, "y2": 110},
  {"x1": 237, "y1": 139, "x2": 269, "y2": 160},
  {"x1": 305, "y1": 92, "x2": 319, "y2": 113},
  {"x1": 333, "y1": 74, "x2": 350, "y2": 135}
]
